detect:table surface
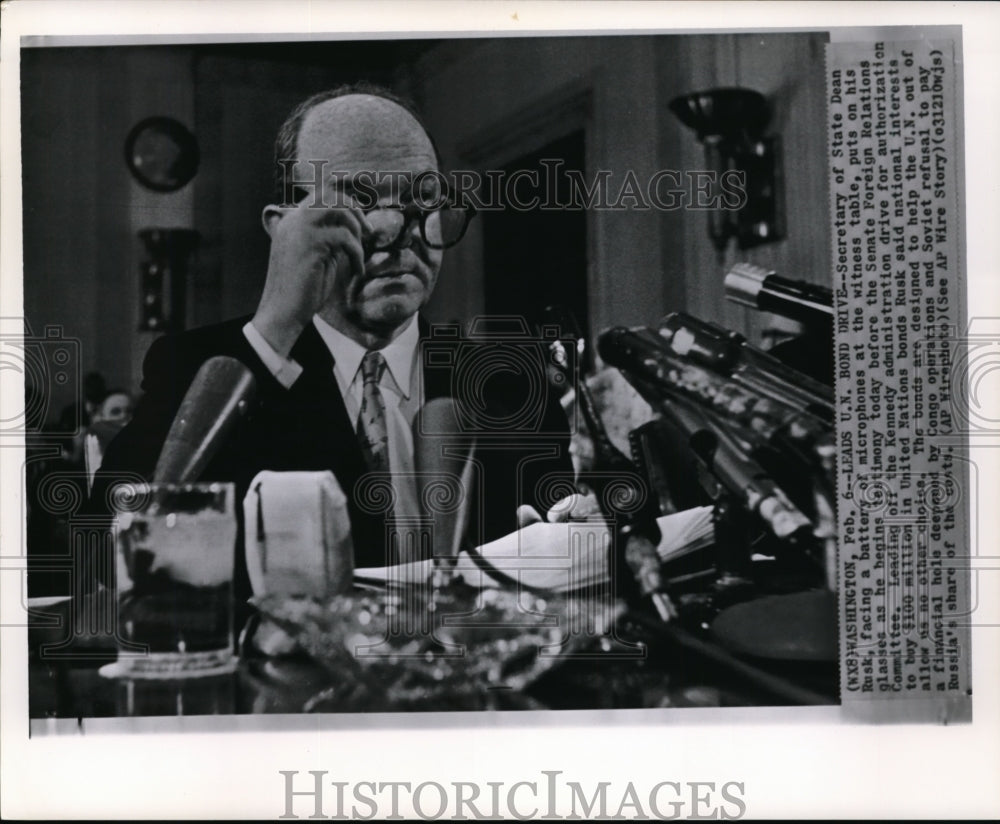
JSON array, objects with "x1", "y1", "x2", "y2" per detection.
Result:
[{"x1": 26, "y1": 587, "x2": 839, "y2": 721}]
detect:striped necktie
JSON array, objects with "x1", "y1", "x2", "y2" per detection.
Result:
[{"x1": 357, "y1": 350, "x2": 389, "y2": 472}]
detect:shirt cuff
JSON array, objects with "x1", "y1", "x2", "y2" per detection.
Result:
[{"x1": 242, "y1": 321, "x2": 304, "y2": 389}]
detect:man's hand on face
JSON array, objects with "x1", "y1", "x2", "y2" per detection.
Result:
[{"x1": 252, "y1": 190, "x2": 372, "y2": 357}]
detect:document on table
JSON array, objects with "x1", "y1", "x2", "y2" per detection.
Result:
[{"x1": 353, "y1": 506, "x2": 714, "y2": 592}]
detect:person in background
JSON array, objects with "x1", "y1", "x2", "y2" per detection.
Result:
[
  {"x1": 93, "y1": 389, "x2": 134, "y2": 428},
  {"x1": 58, "y1": 371, "x2": 109, "y2": 466},
  {"x1": 83, "y1": 389, "x2": 135, "y2": 479}
]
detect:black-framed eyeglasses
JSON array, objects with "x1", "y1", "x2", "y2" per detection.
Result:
[{"x1": 362, "y1": 203, "x2": 476, "y2": 254}]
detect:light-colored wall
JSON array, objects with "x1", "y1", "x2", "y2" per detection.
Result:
[
  {"x1": 22, "y1": 46, "x2": 195, "y2": 412},
  {"x1": 410, "y1": 33, "x2": 831, "y2": 346}
]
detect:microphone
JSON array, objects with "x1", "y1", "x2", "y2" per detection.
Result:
[
  {"x1": 657, "y1": 312, "x2": 834, "y2": 421},
  {"x1": 541, "y1": 313, "x2": 674, "y2": 621},
  {"x1": 412, "y1": 398, "x2": 476, "y2": 583},
  {"x1": 682, "y1": 405, "x2": 813, "y2": 543},
  {"x1": 597, "y1": 328, "x2": 813, "y2": 545},
  {"x1": 598, "y1": 325, "x2": 831, "y2": 461},
  {"x1": 540, "y1": 305, "x2": 639, "y2": 492},
  {"x1": 152, "y1": 356, "x2": 257, "y2": 484},
  {"x1": 724, "y1": 262, "x2": 833, "y2": 326}
]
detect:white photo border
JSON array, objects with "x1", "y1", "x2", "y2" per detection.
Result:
[{"x1": 2, "y1": 1, "x2": 998, "y2": 819}]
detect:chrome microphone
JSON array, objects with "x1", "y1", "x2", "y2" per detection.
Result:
[{"x1": 725, "y1": 262, "x2": 833, "y2": 326}]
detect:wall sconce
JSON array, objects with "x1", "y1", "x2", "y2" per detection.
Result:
[
  {"x1": 138, "y1": 228, "x2": 200, "y2": 332},
  {"x1": 669, "y1": 88, "x2": 784, "y2": 252}
]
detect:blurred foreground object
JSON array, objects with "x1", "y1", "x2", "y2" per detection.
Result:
[
  {"x1": 106, "y1": 482, "x2": 237, "y2": 678},
  {"x1": 250, "y1": 581, "x2": 622, "y2": 712}
]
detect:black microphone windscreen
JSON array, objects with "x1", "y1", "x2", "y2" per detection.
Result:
[
  {"x1": 597, "y1": 326, "x2": 660, "y2": 375},
  {"x1": 153, "y1": 356, "x2": 256, "y2": 485}
]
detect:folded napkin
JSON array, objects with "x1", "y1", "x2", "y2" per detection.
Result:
[{"x1": 243, "y1": 471, "x2": 354, "y2": 598}]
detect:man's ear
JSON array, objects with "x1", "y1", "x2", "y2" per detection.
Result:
[{"x1": 261, "y1": 204, "x2": 285, "y2": 238}]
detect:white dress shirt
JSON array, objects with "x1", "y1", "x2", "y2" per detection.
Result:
[{"x1": 242, "y1": 316, "x2": 423, "y2": 522}]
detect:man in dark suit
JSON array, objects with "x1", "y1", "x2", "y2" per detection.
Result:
[{"x1": 90, "y1": 85, "x2": 578, "y2": 599}]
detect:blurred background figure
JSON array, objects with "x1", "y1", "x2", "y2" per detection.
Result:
[
  {"x1": 58, "y1": 371, "x2": 109, "y2": 467},
  {"x1": 84, "y1": 388, "x2": 135, "y2": 490},
  {"x1": 94, "y1": 389, "x2": 134, "y2": 428},
  {"x1": 25, "y1": 376, "x2": 134, "y2": 597}
]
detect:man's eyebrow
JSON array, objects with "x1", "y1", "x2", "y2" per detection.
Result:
[
  {"x1": 332, "y1": 172, "x2": 413, "y2": 190},
  {"x1": 329, "y1": 172, "x2": 420, "y2": 206},
  {"x1": 328, "y1": 175, "x2": 361, "y2": 195}
]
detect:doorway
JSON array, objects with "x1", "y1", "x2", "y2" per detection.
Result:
[{"x1": 481, "y1": 130, "x2": 589, "y2": 366}]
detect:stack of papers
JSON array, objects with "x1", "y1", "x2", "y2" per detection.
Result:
[{"x1": 354, "y1": 506, "x2": 714, "y2": 593}]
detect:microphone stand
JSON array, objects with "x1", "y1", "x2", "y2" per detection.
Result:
[{"x1": 541, "y1": 306, "x2": 675, "y2": 623}]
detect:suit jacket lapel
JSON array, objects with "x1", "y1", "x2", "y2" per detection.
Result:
[
  {"x1": 287, "y1": 322, "x2": 367, "y2": 476},
  {"x1": 289, "y1": 319, "x2": 335, "y2": 374}
]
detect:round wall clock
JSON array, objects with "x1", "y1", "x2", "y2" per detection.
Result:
[{"x1": 124, "y1": 116, "x2": 199, "y2": 192}]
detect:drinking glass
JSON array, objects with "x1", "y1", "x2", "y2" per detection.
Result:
[{"x1": 109, "y1": 482, "x2": 237, "y2": 677}]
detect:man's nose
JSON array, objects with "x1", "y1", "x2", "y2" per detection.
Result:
[{"x1": 396, "y1": 216, "x2": 420, "y2": 250}]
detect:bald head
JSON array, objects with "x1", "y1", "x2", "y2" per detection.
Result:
[
  {"x1": 288, "y1": 95, "x2": 438, "y2": 204},
  {"x1": 273, "y1": 85, "x2": 440, "y2": 205}
]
